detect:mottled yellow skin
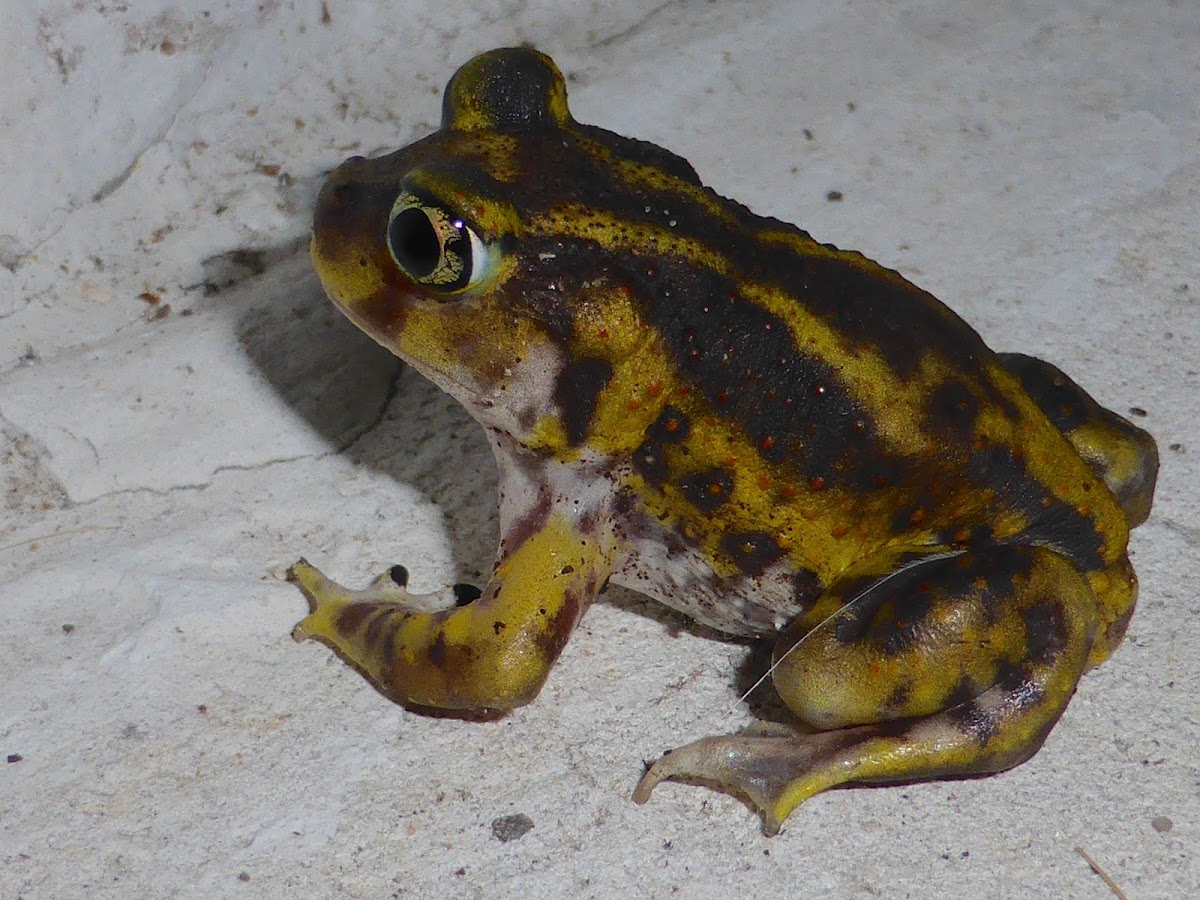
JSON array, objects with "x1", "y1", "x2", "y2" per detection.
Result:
[{"x1": 291, "y1": 48, "x2": 1158, "y2": 833}]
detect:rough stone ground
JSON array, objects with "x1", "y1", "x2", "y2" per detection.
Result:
[{"x1": 2, "y1": 1, "x2": 1197, "y2": 897}]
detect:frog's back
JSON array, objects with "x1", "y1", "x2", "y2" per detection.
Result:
[{"x1": 525, "y1": 122, "x2": 1129, "y2": 582}]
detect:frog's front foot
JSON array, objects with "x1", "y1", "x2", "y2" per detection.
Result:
[
  {"x1": 288, "y1": 558, "x2": 434, "y2": 645},
  {"x1": 286, "y1": 512, "x2": 618, "y2": 712},
  {"x1": 288, "y1": 556, "x2": 533, "y2": 710}
]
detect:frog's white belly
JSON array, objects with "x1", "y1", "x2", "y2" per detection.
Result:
[{"x1": 611, "y1": 522, "x2": 814, "y2": 638}]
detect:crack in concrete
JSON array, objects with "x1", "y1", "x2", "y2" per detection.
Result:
[
  {"x1": 61, "y1": 365, "x2": 405, "y2": 510},
  {"x1": 338, "y1": 364, "x2": 404, "y2": 454},
  {"x1": 64, "y1": 451, "x2": 338, "y2": 511},
  {"x1": 91, "y1": 66, "x2": 210, "y2": 205},
  {"x1": 592, "y1": 0, "x2": 687, "y2": 49},
  {"x1": 1, "y1": 210, "x2": 71, "y2": 275},
  {"x1": 1155, "y1": 516, "x2": 1200, "y2": 548}
]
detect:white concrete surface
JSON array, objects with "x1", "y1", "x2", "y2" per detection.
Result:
[{"x1": 2, "y1": 1, "x2": 1197, "y2": 897}]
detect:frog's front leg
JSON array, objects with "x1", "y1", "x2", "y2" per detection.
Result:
[
  {"x1": 290, "y1": 494, "x2": 617, "y2": 713},
  {"x1": 634, "y1": 544, "x2": 1099, "y2": 834}
]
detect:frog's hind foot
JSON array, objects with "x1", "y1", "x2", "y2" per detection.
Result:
[
  {"x1": 634, "y1": 682, "x2": 1069, "y2": 837},
  {"x1": 634, "y1": 727, "x2": 858, "y2": 836}
]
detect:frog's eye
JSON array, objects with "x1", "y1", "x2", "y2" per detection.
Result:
[{"x1": 386, "y1": 194, "x2": 491, "y2": 292}]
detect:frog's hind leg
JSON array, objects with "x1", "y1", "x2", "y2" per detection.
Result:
[
  {"x1": 999, "y1": 352, "x2": 1159, "y2": 526},
  {"x1": 633, "y1": 544, "x2": 1097, "y2": 835}
]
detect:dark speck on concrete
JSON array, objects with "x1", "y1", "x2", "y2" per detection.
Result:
[{"x1": 491, "y1": 813, "x2": 534, "y2": 842}]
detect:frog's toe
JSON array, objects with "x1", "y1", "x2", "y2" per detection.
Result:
[
  {"x1": 288, "y1": 559, "x2": 356, "y2": 643},
  {"x1": 634, "y1": 730, "x2": 848, "y2": 836}
]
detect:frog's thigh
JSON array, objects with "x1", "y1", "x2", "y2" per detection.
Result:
[
  {"x1": 634, "y1": 545, "x2": 1097, "y2": 834},
  {"x1": 999, "y1": 352, "x2": 1158, "y2": 526}
]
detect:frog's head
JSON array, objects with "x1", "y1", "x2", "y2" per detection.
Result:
[{"x1": 311, "y1": 47, "x2": 705, "y2": 449}]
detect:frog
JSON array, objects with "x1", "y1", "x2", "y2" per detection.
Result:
[{"x1": 290, "y1": 47, "x2": 1158, "y2": 835}]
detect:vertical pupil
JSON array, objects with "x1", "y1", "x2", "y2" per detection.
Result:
[{"x1": 390, "y1": 207, "x2": 441, "y2": 278}]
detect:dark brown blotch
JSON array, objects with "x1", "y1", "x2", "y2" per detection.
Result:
[
  {"x1": 534, "y1": 588, "x2": 583, "y2": 664},
  {"x1": 553, "y1": 357, "x2": 612, "y2": 446},
  {"x1": 999, "y1": 352, "x2": 1089, "y2": 432},
  {"x1": 994, "y1": 660, "x2": 1045, "y2": 716},
  {"x1": 428, "y1": 632, "x2": 448, "y2": 669},
  {"x1": 648, "y1": 405, "x2": 691, "y2": 444},
  {"x1": 678, "y1": 467, "x2": 734, "y2": 512},
  {"x1": 1022, "y1": 602, "x2": 1067, "y2": 665},
  {"x1": 883, "y1": 682, "x2": 913, "y2": 716},
  {"x1": 947, "y1": 694, "x2": 996, "y2": 746},
  {"x1": 965, "y1": 446, "x2": 1105, "y2": 570},
  {"x1": 336, "y1": 602, "x2": 385, "y2": 637},
  {"x1": 789, "y1": 568, "x2": 824, "y2": 611},
  {"x1": 719, "y1": 531, "x2": 785, "y2": 577},
  {"x1": 381, "y1": 615, "x2": 403, "y2": 670},
  {"x1": 632, "y1": 405, "x2": 691, "y2": 486},
  {"x1": 943, "y1": 676, "x2": 979, "y2": 711},
  {"x1": 877, "y1": 588, "x2": 936, "y2": 656},
  {"x1": 927, "y1": 380, "x2": 978, "y2": 438},
  {"x1": 364, "y1": 606, "x2": 390, "y2": 647}
]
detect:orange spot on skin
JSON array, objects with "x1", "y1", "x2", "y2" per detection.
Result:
[
  {"x1": 647, "y1": 381, "x2": 664, "y2": 397},
  {"x1": 664, "y1": 418, "x2": 680, "y2": 434},
  {"x1": 757, "y1": 475, "x2": 771, "y2": 490},
  {"x1": 628, "y1": 399, "x2": 641, "y2": 410},
  {"x1": 760, "y1": 435, "x2": 776, "y2": 451},
  {"x1": 909, "y1": 508, "x2": 926, "y2": 525},
  {"x1": 723, "y1": 456, "x2": 736, "y2": 468},
  {"x1": 809, "y1": 476, "x2": 826, "y2": 492},
  {"x1": 831, "y1": 523, "x2": 850, "y2": 538}
]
